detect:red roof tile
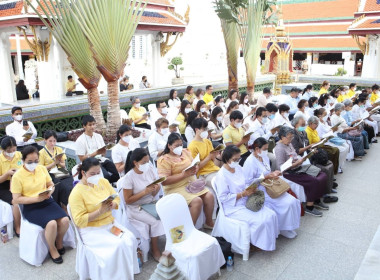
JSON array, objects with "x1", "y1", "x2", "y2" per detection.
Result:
[
  {"x1": 364, "y1": 0, "x2": 380, "y2": 12},
  {"x1": 0, "y1": 1, "x2": 23, "y2": 18},
  {"x1": 147, "y1": 0, "x2": 173, "y2": 6}
]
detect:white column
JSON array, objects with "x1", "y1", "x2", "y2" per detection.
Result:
[
  {"x1": 342, "y1": 52, "x2": 351, "y2": 76},
  {"x1": 0, "y1": 32, "x2": 16, "y2": 103},
  {"x1": 306, "y1": 52, "x2": 312, "y2": 75},
  {"x1": 15, "y1": 34, "x2": 24, "y2": 80},
  {"x1": 151, "y1": 33, "x2": 161, "y2": 87},
  {"x1": 53, "y1": 37, "x2": 65, "y2": 97},
  {"x1": 375, "y1": 39, "x2": 380, "y2": 79},
  {"x1": 362, "y1": 35, "x2": 377, "y2": 78}
]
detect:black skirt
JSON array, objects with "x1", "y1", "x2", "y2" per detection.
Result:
[
  {"x1": 22, "y1": 198, "x2": 67, "y2": 228},
  {"x1": 0, "y1": 180, "x2": 12, "y2": 205}
]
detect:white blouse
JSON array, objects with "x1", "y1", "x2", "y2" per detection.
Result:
[
  {"x1": 148, "y1": 131, "x2": 169, "y2": 161},
  {"x1": 168, "y1": 98, "x2": 181, "y2": 109}
]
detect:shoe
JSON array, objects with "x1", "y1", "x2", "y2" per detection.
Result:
[
  {"x1": 13, "y1": 228, "x2": 20, "y2": 238},
  {"x1": 57, "y1": 247, "x2": 65, "y2": 255},
  {"x1": 338, "y1": 168, "x2": 343, "y2": 174},
  {"x1": 372, "y1": 139, "x2": 378, "y2": 143},
  {"x1": 333, "y1": 182, "x2": 338, "y2": 189},
  {"x1": 315, "y1": 201, "x2": 329, "y2": 210},
  {"x1": 203, "y1": 223, "x2": 214, "y2": 230},
  {"x1": 305, "y1": 207, "x2": 323, "y2": 217},
  {"x1": 49, "y1": 253, "x2": 63, "y2": 264},
  {"x1": 331, "y1": 189, "x2": 338, "y2": 194},
  {"x1": 280, "y1": 230, "x2": 297, "y2": 239},
  {"x1": 323, "y1": 196, "x2": 338, "y2": 203}
]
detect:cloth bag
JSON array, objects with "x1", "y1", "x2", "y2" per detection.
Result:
[
  {"x1": 261, "y1": 178, "x2": 290, "y2": 199},
  {"x1": 245, "y1": 190, "x2": 265, "y2": 212},
  {"x1": 186, "y1": 179, "x2": 206, "y2": 194}
]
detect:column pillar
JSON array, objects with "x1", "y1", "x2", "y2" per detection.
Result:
[
  {"x1": 362, "y1": 35, "x2": 377, "y2": 78},
  {"x1": 0, "y1": 32, "x2": 16, "y2": 103},
  {"x1": 15, "y1": 34, "x2": 24, "y2": 80},
  {"x1": 343, "y1": 52, "x2": 351, "y2": 76},
  {"x1": 151, "y1": 33, "x2": 161, "y2": 87},
  {"x1": 306, "y1": 52, "x2": 312, "y2": 75}
]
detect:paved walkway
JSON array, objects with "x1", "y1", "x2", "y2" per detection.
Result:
[{"x1": 1, "y1": 143, "x2": 380, "y2": 280}]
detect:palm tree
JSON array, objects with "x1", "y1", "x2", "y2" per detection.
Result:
[
  {"x1": 69, "y1": 0, "x2": 147, "y2": 139},
  {"x1": 27, "y1": 0, "x2": 106, "y2": 131}
]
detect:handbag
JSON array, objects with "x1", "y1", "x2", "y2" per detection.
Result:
[
  {"x1": 215, "y1": 237, "x2": 233, "y2": 269},
  {"x1": 310, "y1": 148, "x2": 329, "y2": 166},
  {"x1": 185, "y1": 179, "x2": 206, "y2": 194},
  {"x1": 261, "y1": 178, "x2": 290, "y2": 199},
  {"x1": 245, "y1": 190, "x2": 265, "y2": 212},
  {"x1": 347, "y1": 129, "x2": 361, "y2": 137},
  {"x1": 296, "y1": 164, "x2": 321, "y2": 177}
]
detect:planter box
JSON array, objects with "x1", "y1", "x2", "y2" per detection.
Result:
[{"x1": 172, "y1": 77, "x2": 184, "y2": 85}]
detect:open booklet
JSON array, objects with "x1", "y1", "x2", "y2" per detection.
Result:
[
  {"x1": 244, "y1": 130, "x2": 254, "y2": 137},
  {"x1": 280, "y1": 158, "x2": 293, "y2": 173},
  {"x1": 370, "y1": 105, "x2": 380, "y2": 114},
  {"x1": 146, "y1": 177, "x2": 166, "y2": 188},
  {"x1": 302, "y1": 149, "x2": 317, "y2": 160},
  {"x1": 331, "y1": 121, "x2": 343, "y2": 130},
  {"x1": 97, "y1": 143, "x2": 116, "y2": 152},
  {"x1": 322, "y1": 131, "x2": 335, "y2": 140},
  {"x1": 50, "y1": 167, "x2": 70, "y2": 175},
  {"x1": 53, "y1": 149, "x2": 66, "y2": 159},
  {"x1": 353, "y1": 119, "x2": 364, "y2": 127},
  {"x1": 38, "y1": 186, "x2": 54, "y2": 196},
  {"x1": 245, "y1": 173, "x2": 265, "y2": 191},
  {"x1": 184, "y1": 153, "x2": 200, "y2": 171},
  {"x1": 97, "y1": 193, "x2": 118, "y2": 205},
  {"x1": 311, "y1": 138, "x2": 328, "y2": 148},
  {"x1": 23, "y1": 128, "x2": 33, "y2": 139},
  {"x1": 211, "y1": 144, "x2": 225, "y2": 153}
]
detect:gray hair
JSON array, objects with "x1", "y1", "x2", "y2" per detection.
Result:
[
  {"x1": 308, "y1": 116, "x2": 319, "y2": 125},
  {"x1": 291, "y1": 116, "x2": 303, "y2": 127},
  {"x1": 335, "y1": 103, "x2": 344, "y2": 112},
  {"x1": 343, "y1": 99, "x2": 353, "y2": 107},
  {"x1": 278, "y1": 126, "x2": 294, "y2": 139}
]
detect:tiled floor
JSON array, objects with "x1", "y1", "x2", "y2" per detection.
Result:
[{"x1": 1, "y1": 142, "x2": 380, "y2": 280}]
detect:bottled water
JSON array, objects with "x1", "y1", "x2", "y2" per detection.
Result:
[
  {"x1": 226, "y1": 256, "x2": 233, "y2": 272},
  {"x1": 1, "y1": 229, "x2": 8, "y2": 243}
]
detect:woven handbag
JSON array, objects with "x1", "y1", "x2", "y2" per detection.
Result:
[
  {"x1": 261, "y1": 178, "x2": 290, "y2": 199},
  {"x1": 245, "y1": 190, "x2": 265, "y2": 212}
]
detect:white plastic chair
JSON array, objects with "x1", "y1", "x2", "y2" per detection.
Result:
[
  {"x1": 211, "y1": 177, "x2": 251, "y2": 261},
  {"x1": 0, "y1": 199, "x2": 14, "y2": 239},
  {"x1": 18, "y1": 205, "x2": 76, "y2": 266},
  {"x1": 156, "y1": 193, "x2": 225, "y2": 280}
]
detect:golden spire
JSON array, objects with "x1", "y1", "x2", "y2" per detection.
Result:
[{"x1": 275, "y1": 3, "x2": 286, "y2": 37}]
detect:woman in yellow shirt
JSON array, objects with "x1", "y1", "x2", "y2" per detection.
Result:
[
  {"x1": 11, "y1": 146, "x2": 69, "y2": 264},
  {"x1": 129, "y1": 97, "x2": 151, "y2": 129},
  {"x1": 68, "y1": 157, "x2": 139, "y2": 279},
  {"x1": 370, "y1": 84, "x2": 380, "y2": 104},
  {"x1": 318, "y1": 81, "x2": 330, "y2": 96},
  {"x1": 0, "y1": 136, "x2": 22, "y2": 236},
  {"x1": 176, "y1": 99, "x2": 192, "y2": 135},
  {"x1": 39, "y1": 130, "x2": 74, "y2": 208},
  {"x1": 183, "y1": 85, "x2": 195, "y2": 105}
]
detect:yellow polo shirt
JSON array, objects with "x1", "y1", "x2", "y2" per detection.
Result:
[
  {"x1": 370, "y1": 92, "x2": 379, "y2": 104},
  {"x1": 188, "y1": 138, "x2": 220, "y2": 176},
  {"x1": 337, "y1": 94, "x2": 349, "y2": 103},
  {"x1": 39, "y1": 146, "x2": 67, "y2": 168},
  {"x1": 66, "y1": 80, "x2": 76, "y2": 92},
  {"x1": 305, "y1": 126, "x2": 320, "y2": 144},
  {"x1": 184, "y1": 93, "x2": 195, "y2": 103},
  {"x1": 11, "y1": 165, "x2": 52, "y2": 197},
  {"x1": 348, "y1": 89, "x2": 356, "y2": 98},
  {"x1": 68, "y1": 178, "x2": 120, "y2": 228},
  {"x1": 223, "y1": 124, "x2": 248, "y2": 154},
  {"x1": 129, "y1": 106, "x2": 147, "y2": 124},
  {"x1": 176, "y1": 113, "x2": 186, "y2": 134},
  {"x1": 0, "y1": 152, "x2": 23, "y2": 181},
  {"x1": 319, "y1": 88, "x2": 328, "y2": 96},
  {"x1": 203, "y1": 93, "x2": 214, "y2": 105}
]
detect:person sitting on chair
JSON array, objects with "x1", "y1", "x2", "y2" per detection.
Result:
[{"x1": 65, "y1": 75, "x2": 83, "y2": 96}]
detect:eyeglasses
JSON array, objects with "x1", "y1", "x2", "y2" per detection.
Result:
[{"x1": 231, "y1": 157, "x2": 241, "y2": 162}]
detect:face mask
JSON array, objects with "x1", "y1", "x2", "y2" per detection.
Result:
[
  {"x1": 161, "y1": 128, "x2": 169, "y2": 135},
  {"x1": 217, "y1": 116, "x2": 223, "y2": 122},
  {"x1": 283, "y1": 113, "x2": 289, "y2": 119},
  {"x1": 360, "y1": 105, "x2": 365, "y2": 109},
  {"x1": 258, "y1": 150, "x2": 268, "y2": 157},
  {"x1": 244, "y1": 98, "x2": 249, "y2": 104},
  {"x1": 173, "y1": 146, "x2": 183, "y2": 155},
  {"x1": 297, "y1": 126, "x2": 306, "y2": 132},
  {"x1": 4, "y1": 151, "x2": 15, "y2": 158},
  {"x1": 229, "y1": 161, "x2": 239, "y2": 169},
  {"x1": 25, "y1": 163, "x2": 38, "y2": 172},
  {"x1": 200, "y1": 107, "x2": 206, "y2": 113},
  {"x1": 269, "y1": 114, "x2": 275, "y2": 120},
  {"x1": 323, "y1": 115, "x2": 328, "y2": 122},
  {"x1": 234, "y1": 122, "x2": 242, "y2": 129},
  {"x1": 138, "y1": 163, "x2": 150, "y2": 173},
  {"x1": 122, "y1": 135, "x2": 131, "y2": 143},
  {"x1": 313, "y1": 103, "x2": 318, "y2": 108},
  {"x1": 15, "y1": 115, "x2": 23, "y2": 121},
  {"x1": 262, "y1": 117, "x2": 268, "y2": 124},
  {"x1": 135, "y1": 103, "x2": 141, "y2": 108},
  {"x1": 87, "y1": 174, "x2": 102, "y2": 185},
  {"x1": 200, "y1": 95, "x2": 204, "y2": 100},
  {"x1": 161, "y1": 107, "x2": 168, "y2": 114},
  {"x1": 185, "y1": 108, "x2": 192, "y2": 114},
  {"x1": 200, "y1": 131, "x2": 208, "y2": 139},
  {"x1": 219, "y1": 102, "x2": 225, "y2": 107}
]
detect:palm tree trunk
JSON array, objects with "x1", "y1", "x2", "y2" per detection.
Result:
[
  {"x1": 106, "y1": 80, "x2": 121, "y2": 142},
  {"x1": 245, "y1": 59, "x2": 256, "y2": 100},
  {"x1": 87, "y1": 87, "x2": 106, "y2": 131},
  {"x1": 221, "y1": 20, "x2": 239, "y2": 92}
]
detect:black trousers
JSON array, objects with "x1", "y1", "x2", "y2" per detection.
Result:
[
  {"x1": 17, "y1": 143, "x2": 43, "y2": 152},
  {"x1": 50, "y1": 174, "x2": 74, "y2": 206},
  {"x1": 101, "y1": 160, "x2": 120, "y2": 184},
  {"x1": 0, "y1": 181, "x2": 12, "y2": 205},
  {"x1": 135, "y1": 123, "x2": 151, "y2": 129}
]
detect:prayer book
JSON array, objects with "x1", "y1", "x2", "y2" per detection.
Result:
[
  {"x1": 110, "y1": 226, "x2": 124, "y2": 238},
  {"x1": 331, "y1": 122, "x2": 342, "y2": 130},
  {"x1": 244, "y1": 131, "x2": 254, "y2": 137},
  {"x1": 361, "y1": 111, "x2": 370, "y2": 120},
  {"x1": 97, "y1": 143, "x2": 115, "y2": 152},
  {"x1": 53, "y1": 149, "x2": 66, "y2": 159},
  {"x1": 211, "y1": 144, "x2": 225, "y2": 153},
  {"x1": 311, "y1": 139, "x2": 327, "y2": 149},
  {"x1": 322, "y1": 131, "x2": 334, "y2": 140},
  {"x1": 246, "y1": 173, "x2": 265, "y2": 191},
  {"x1": 184, "y1": 154, "x2": 200, "y2": 171},
  {"x1": 353, "y1": 119, "x2": 364, "y2": 127},
  {"x1": 302, "y1": 149, "x2": 316, "y2": 160},
  {"x1": 280, "y1": 158, "x2": 293, "y2": 173},
  {"x1": 23, "y1": 128, "x2": 33, "y2": 139},
  {"x1": 98, "y1": 194, "x2": 118, "y2": 205},
  {"x1": 38, "y1": 186, "x2": 54, "y2": 196},
  {"x1": 146, "y1": 177, "x2": 166, "y2": 188}
]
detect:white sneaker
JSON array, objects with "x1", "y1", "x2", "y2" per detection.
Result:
[{"x1": 280, "y1": 230, "x2": 297, "y2": 239}]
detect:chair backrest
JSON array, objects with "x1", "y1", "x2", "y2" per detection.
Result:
[
  {"x1": 156, "y1": 193, "x2": 195, "y2": 246},
  {"x1": 67, "y1": 204, "x2": 84, "y2": 245},
  {"x1": 211, "y1": 177, "x2": 226, "y2": 218},
  {"x1": 147, "y1": 104, "x2": 157, "y2": 113}
]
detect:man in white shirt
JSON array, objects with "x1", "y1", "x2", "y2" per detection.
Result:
[
  {"x1": 150, "y1": 100, "x2": 169, "y2": 131},
  {"x1": 76, "y1": 115, "x2": 119, "y2": 183},
  {"x1": 257, "y1": 87, "x2": 272, "y2": 108},
  {"x1": 285, "y1": 87, "x2": 301, "y2": 121},
  {"x1": 139, "y1": 75, "x2": 151, "y2": 89},
  {"x1": 6, "y1": 106, "x2": 39, "y2": 151},
  {"x1": 248, "y1": 107, "x2": 279, "y2": 146}
]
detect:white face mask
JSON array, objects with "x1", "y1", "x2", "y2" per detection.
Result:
[
  {"x1": 229, "y1": 161, "x2": 239, "y2": 169},
  {"x1": 200, "y1": 95, "x2": 204, "y2": 100},
  {"x1": 323, "y1": 115, "x2": 328, "y2": 122},
  {"x1": 138, "y1": 162, "x2": 150, "y2": 173},
  {"x1": 200, "y1": 107, "x2": 206, "y2": 113},
  {"x1": 217, "y1": 116, "x2": 223, "y2": 122},
  {"x1": 161, "y1": 107, "x2": 168, "y2": 114},
  {"x1": 135, "y1": 103, "x2": 141, "y2": 108},
  {"x1": 185, "y1": 108, "x2": 192, "y2": 114},
  {"x1": 87, "y1": 174, "x2": 102, "y2": 186},
  {"x1": 262, "y1": 117, "x2": 268, "y2": 124},
  {"x1": 244, "y1": 98, "x2": 249, "y2": 104},
  {"x1": 259, "y1": 150, "x2": 268, "y2": 157},
  {"x1": 4, "y1": 151, "x2": 15, "y2": 158},
  {"x1": 15, "y1": 115, "x2": 23, "y2": 121},
  {"x1": 234, "y1": 122, "x2": 242, "y2": 129},
  {"x1": 200, "y1": 130, "x2": 208, "y2": 139},
  {"x1": 25, "y1": 163, "x2": 38, "y2": 172},
  {"x1": 219, "y1": 102, "x2": 225, "y2": 107},
  {"x1": 173, "y1": 146, "x2": 183, "y2": 155},
  {"x1": 160, "y1": 128, "x2": 169, "y2": 135},
  {"x1": 122, "y1": 135, "x2": 131, "y2": 143},
  {"x1": 283, "y1": 112, "x2": 289, "y2": 119}
]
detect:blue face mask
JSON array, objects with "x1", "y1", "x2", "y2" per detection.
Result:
[
  {"x1": 297, "y1": 126, "x2": 306, "y2": 132},
  {"x1": 369, "y1": 94, "x2": 372, "y2": 98},
  {"x1": 269, "y1": 114, "x2": 275, "y2": 120},
  {"x1": 360, "y1": 105, "x2": 365, "y2": 109}
]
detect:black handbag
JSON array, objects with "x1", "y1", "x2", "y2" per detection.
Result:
[
  {"x1": 215, "y1": 236, "x2": 233, "y2": 269},
  {"x1": 310, "y1": 148, "x2": 329, "y2": 166},
  {"x1": 56, "y1": 132, "x2": 69, "y2": 142}
]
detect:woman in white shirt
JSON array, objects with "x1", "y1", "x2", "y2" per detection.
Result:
[
  {"x1": 195, "y1": 100, "x2": 209, "y2": 120},
  {"x1": 293, "y1": 99, "x2": 310, "y2": 123},
  {"x1": 301, "y1": 84, "x2": 315, "y2": 100},
  {"x1": 112, "y1": 125, "x2": 140, "y2": 176},
  {"x1": 168, "y1": 89, "x2": 181, "y2": 109},
  {"x1": 208, "y1": 106, "x2": 224, "y2": 146},
  {"x1": 273, "y1": 104, "x2": 292, "y2": 128},
  {"x1": 223, "y1": 101, "x2": 239, "y2": 127},
  {"x1": 238, "y1": 92, "x2": 255, "y2": 118},
  {"x1": 213, "y1": 96, "x2": 226, "y2": 114},
  {"x1": 184, "y1": 111, "x2": 200, "y2": 144},
  {"x1": 148, "y1": 118, "x2": 170, "y2": 162},
  {"x1": 306, "y1": 97, "x2": 319, "y2": 117},
  {"x1": 122, "y1": 148, "x2": 165, "y2": 262},
  {"x1": 225, "y1": 89, "x2": 239, "y2": 109},
  {"x1": 193, "y1": 89, "x2": 204, "y2": 109}
]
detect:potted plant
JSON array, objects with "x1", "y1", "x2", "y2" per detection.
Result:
[{"x1": 168, "y1": 57, "x2": 184, "y2": 85}]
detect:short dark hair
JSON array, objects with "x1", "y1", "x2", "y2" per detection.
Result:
[
  {"x1": 68, "y1": 75, "x2": 73, "y2": 79},
  {"x1": 1, "y1": 136, "x2": 16, "y2": 150},
  {"x1": 349, "y1": 83, "x2": 356, "y2": 89},
  {"x1": 249, "y1": 137, "x2": 268, "y2": 151},
  {"x1": 278, "y1": 104, "x2": 290, "y2": 113},
  {"x1": 82, "y1": 115, "x2": 96, "y2": 126},
  {"x1": 230, "y1": 110, "x2": 243, "y2": 121},
  {"x1": 169, "y1": 89, "x2": 177, "y2": 100},
  {"x1": 156, "y1": 100, "x2": 165, "y2": 109},
  {"x1": 266, "y1": 103, "x2": 278, "y2": 113},
  {"x1": 11, "y1": 106, "x2": 22, "y2": 115},
  {"x1": 215, "y1": 95, "x2": 224, "y2": 104},
  {"x1": 372, "y1": 84, "x2": 379, "y2": 91},
  {"x1": 142, "y1": 76, "x2": 147, "y2": 80},
  {"x1": 21, "y1": 145, "x2": 39, "y2": 161},
  {"x1": 206, "y1": 85, "x2": 212, "y2": 90},
  {"x1": 191, "y1": 117, "x2": 208, "y2": 132},
  {"x1": 255, "y1": 107, "x2": 267, "y2": 117},
  {"x1": 222, "y1": 145, "x2": 241, "y2": 163},
  {"x1": 125, "y1": 148, "x2": 150, "y2": 174},
  {"x1": 77, "y1": 157, "x2": 100, "y2": 179},
  {"x1": 297, "y1": 99, "x2": 308, "y2": 109},
  {"x1": 117, "y1": 124, "x2": 131, "y2": 141},
  {"x1": 308, "y1": 97, "x2": 318, "y2": 107},
  {"x1": 290, "y1": 87, "x2": 298, "y2": 93},
  {"x1": 44, "y1": 130, "x2": 57, "y2": 140},
  {"x1": 263, "y1": 87, "x2": 271, "y2": 94}
]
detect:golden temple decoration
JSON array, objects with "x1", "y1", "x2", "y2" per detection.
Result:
[
  {"x1": 160, "y1": 32, "x2": 183, "y2": 57},
  {"x1": 352, "y1": 34, "x2": 369, "y2": 55},
  {"x1": 17, "y1": 26, "x2": 52, "y2": 62},
  {"x1": 167, "y1": 5, "x2": 190, "y2": 24}
]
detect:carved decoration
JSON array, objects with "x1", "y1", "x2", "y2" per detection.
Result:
[
  {"x1": 352, "y1": 34, "x2": 369, "y2": 55},
  {"x1": 167, "y1": 5, "x2": 190, "y2": 24},
  {"x1": 17, "y1": 26, "x2": 52, "y2": 62},
  {"x1": 160, "y1": 32, "x2": 183, "y2": 57}
]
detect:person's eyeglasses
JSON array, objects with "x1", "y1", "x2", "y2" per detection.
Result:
[{"x1": 231, "y1": 157, "x2": 241, "y2": 162}]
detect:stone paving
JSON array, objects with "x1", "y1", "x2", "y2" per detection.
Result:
[{"x1": 1, "y1": 143, "x2": 380, "y2": 280}]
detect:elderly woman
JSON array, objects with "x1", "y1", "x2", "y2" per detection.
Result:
[
  {"x1": 314, "y1": 108, "x2": 353, "y2": 169},
  {"x1": 157, "y1": 133, "x2": 215, "y2": 228},
  {"x1": 129, "y1": 97, "x2": 151, "y2": 129},
  {"x1": 305, "y1": 116, "x2": 340, "y2": 175},
  {"x1": 214, "y1": 145, "x2": 279, "y2": 251},
  {"x1": 352, "y1": 98, "x2": 378, "y2": 143},
  {"x1": 274, "y1": 126, "x2": 328, "y2": 217},
  {"x1": 148, "y1": 118, "x2": 170, "y2": 162},
  {"x1": 293, "y1": 99, "x2": 310, "y2": 123},
  {"x1": 331, "y1": 103, "x2": 365, "y2": 159}
]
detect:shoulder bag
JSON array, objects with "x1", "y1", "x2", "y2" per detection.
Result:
[
  {"x1": 245, "y1": 190, "x2": 265, "y2": 212},
  {"x1": 261, "y1": 178, "x2": 290, "y2": 199}
]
